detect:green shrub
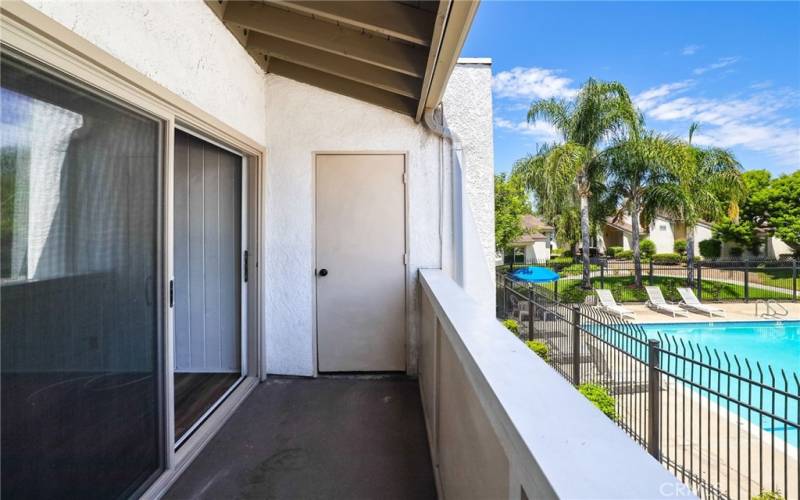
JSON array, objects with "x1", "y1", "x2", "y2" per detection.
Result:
[
  {"x1": 559, "y1": 286, "x2": 591, "y2": 304},
  {"x1": 616, "y1": 249, "x2": 633, "y2": 260},
  {"x1": 729, "y1": 246, "x2": 744, "y2": 257},
  {"x1": 525, "y1": 340, "x2": 549, "y2": 362},
  {"x1": 607, "y1": 246, "x2": 624, "y2": 258},
  {"x1": 561, "y1": 249, "x2": 574, "y2": 258},
  {"x1": 652, "y1": 253, "x2": 681, "y2": 265},
  {"x1": 559, "y1": 263, "x2": 599, "y2": 276},
  {"x1": 640, "y1": 239, "x2": 656, "y2": 259},
  {"x1": 752, "y1": 491, "x2": 785, "y2": 500},
  {"x1": 673, "y1": 239, "x2": 687, "y2": 256},
  {"x1": 548, "y1": 256, "x2": 574, "y2": 268},
  {"x1": 550, "y1": 248, "x2": 563, "y2": 256},
  {"x1": 578, "y1": 383, "x2": 618, "y2": 421},
  {"x1": 699, "y1": 239, "x2": 722, "y2": 259},
  {"x1": 501, "y1": 319, "x2": 518, "y2": 334}
]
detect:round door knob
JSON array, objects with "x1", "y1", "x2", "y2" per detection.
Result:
[{"x1": 319, "y1": 269, "x2": 328, "y2": 276}]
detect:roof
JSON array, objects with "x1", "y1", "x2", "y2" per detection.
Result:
[
  {"x1": 512, "y1": 214, "x2": 553, "y2": 244},
  {"x1": 604, "y1": 217, "x2": 633, "y2": 234},
  {"x1": 209, "y1": 1, "x2": 480, "y2": 119}
]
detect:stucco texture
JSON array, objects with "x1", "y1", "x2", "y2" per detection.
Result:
[
  {"x1": 443, "y1": 62, "x2": 496, "y2": 274},
  {"x1": 264, "y1": 75, "x2": 443, "y2": 376},
  {"x1": 25, "y1": 0, "x2": 268, "y2": 143}
]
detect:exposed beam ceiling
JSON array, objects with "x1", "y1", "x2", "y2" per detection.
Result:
[
  {"x1": 268, "y1": 1, "x2": 436, "y2": 46},
  {"x1": 224, "y1": 2, "x2": 427, "y2": 77},
  {"x1": 247, "y1": 32, "x2": 422, "y2": 98},
  {"x1": 212, "y1": 0, "x2": 478, "y2": 119},
  {"x1": 267, "y1": 59, "x2": 418, "y2": 116}
]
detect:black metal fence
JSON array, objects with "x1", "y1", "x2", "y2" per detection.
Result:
[
  {"x1": 497, "y1": 276, "x2": 799, "y2": 500},
  {"x1": 499, "y1": 258, "x2": 798, "y2": 304}
]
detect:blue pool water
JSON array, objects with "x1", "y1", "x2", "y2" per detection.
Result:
[
  {"x1": 641, "y1": 320, "x2": 800, "y2": 443},
  {"x1": 512, "y1": 266, "x2": 559, "y2": 283}
]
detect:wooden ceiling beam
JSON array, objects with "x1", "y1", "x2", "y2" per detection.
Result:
[
  {"x1": 266, "y1": 59, "x2": 418, "y2": 116},
  {"x1": 247, "y1": 33, "x2": 422, "y2": 99},
  {"x1": 267, "y1": 1, "x2": 436, "y2": 47},
  {"x1": 223, "y1": 1, "x2": 428, "y2": 78}
]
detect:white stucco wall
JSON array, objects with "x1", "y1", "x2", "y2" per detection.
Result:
[
  {"x1": 693, "y1": 223, "x2": 714, "y2": 255},
  {"x1": 648, "y1": 217, "x2": 675, "y2": 254},
  {"x1": 24, "y1": 0, "x2": 268, "y2": 143},
  {"x1": 263, "y1": 75, "x2": 444, "y2": 376},
  {"x1": 443, "y1": 60, "x2": 495, "y2": 274}
]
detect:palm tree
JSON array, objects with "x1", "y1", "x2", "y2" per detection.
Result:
[
  {"x1": 656, "y1": 123, "x2": 744, "y2": 285},
  {"x1": 601, "y1": 131, "x2": 689, "y2": 286},
  {"x1": 515, "y1": 79, "x2": 640, "y2": 288}
]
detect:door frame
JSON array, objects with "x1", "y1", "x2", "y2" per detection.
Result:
[
  {"x1": 0, "y1": 4, "x2": 266, "y2": 498},
  {"x1": 312, "y1": 152, "x2": 410, "y2": 375},
  {"x1": 171, "y1": 124, "x2": 250, "y2": 448}
]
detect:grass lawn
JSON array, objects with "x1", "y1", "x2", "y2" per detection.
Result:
[
  {"x1": 750, "y1": 266, "x2": 796, "y2": 291},
  {"x1": 541, "y1": 275, "x2": 794, "y2": 303}
]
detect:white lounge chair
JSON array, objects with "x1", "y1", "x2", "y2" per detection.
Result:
[
  {"x1": 677, "y1": 287, "x2": 726, "y2": 317},
  {"x1": 594, "y1": 289, "x2": 636, "y2": 320},
  {"x1": 645, "y1": 286, "x2": 689, "y2": 318}
]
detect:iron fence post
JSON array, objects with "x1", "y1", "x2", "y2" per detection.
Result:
[
  {"x1": 647, "y1": 338, "x2": 661, "y2": 461},
  {"x1": 649, "y1": 259, "x2": 654, "y2": 286},
  {"x1": 572, "y1": 305, "x2": 581, "y2": 386},
  {"x1": 554, "y1": 279, "x2": 559, "y2": 302},
  {"x1": 744, "y1": 259, "x2": 750, "y2": 303},
  {"x1": 696, "y1": 262, "x2": 702, "y2": 301},
  {"x1": 527, "y1": 287, "x2": 535, "y2": 341},
  {"x1": 793, "y1": 259, "x2": 797, "y2": 302},
  {"x1": 502, "y1": 275, "x2": 508, "y2": 318},
  {"x1": 600, "y1": 262, "x2": 605, "y2": 289}
]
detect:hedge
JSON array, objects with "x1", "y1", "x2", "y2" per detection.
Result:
[
  {"x1": 525, "y1": 340, "x2": 549, "y2": 362},
  {"x1": 699, "y1": 238, "x2": 721, "y2": 259},
  {"x1": 640, "y1": 239, "x2": 656, "y2": 258},
  {"x1": 607, "y1": 246, "x2": 624, "y2": 258},
  {"x1": 578, "y1": 383, "x2": 618, "y2": 421},
  {"x1": 615, "y1": 249, "x2": 633, "y2": 260},
  {"x1": 652, "y1": 253, "x2": 681, "y2": 265}
]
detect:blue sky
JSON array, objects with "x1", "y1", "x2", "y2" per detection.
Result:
[{"x1": 461, "y1": 1, "x2": 800, "y2": 175}]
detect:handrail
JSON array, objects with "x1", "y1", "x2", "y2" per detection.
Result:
[{"x1": 768, "y1": 299, "x2": 789, "y2": 317}]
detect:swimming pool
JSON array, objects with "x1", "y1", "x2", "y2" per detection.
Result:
[
  {"x1": 639, "y1": 320, "x2": 800, "y2": 377},
  {"x1": 641, "y1": 320, "x2": 800, "y2": 442}
]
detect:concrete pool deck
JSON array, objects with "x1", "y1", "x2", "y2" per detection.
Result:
[{"x1": 619, "y1": 302, "x2": 800, "y2": 323}]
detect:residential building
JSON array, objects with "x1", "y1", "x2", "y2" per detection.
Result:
[
  {"x1": 510, "y1": 214, "x2": 556, "y2": 262},
  {"x1": 0, "y1": 1, "x2": 687, "y2": 498},
  {"x1": 598, "y1": 214, "x2": 793, "y2": 259}
]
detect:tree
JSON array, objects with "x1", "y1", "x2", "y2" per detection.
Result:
[
  {"x1": 747, "y1": 171, "x2": 800, "y2": 254},
  {"x1": 669, "y1": 123, "x2": 744, "y2": 282},
  {"x1": 514, "y1": 79, "x2": 640, "y2": 288},
  {"x1": 601, "y1": 131, "x2": 689, "y2": 286},
  {"x1": 494, "y1": 173, "x2": 532, "y2": 256}
]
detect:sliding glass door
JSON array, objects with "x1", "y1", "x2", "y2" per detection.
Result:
[{"x1": 1, "y1": 53, "x2": 163, "y2": 498}]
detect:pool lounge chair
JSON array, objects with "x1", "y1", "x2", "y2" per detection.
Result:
[
  {"x1": 594, "y1": 289, "x2": 636, "y2": 320},
  {"x1": 677, "y1": 287, "x2": 726, "y2": 317},
  {"x1": 645, "y1": 286, "x2": 689, "y2": 318}
]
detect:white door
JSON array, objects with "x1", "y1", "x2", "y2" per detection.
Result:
[{"x1": 316, "y1": 154, "x2": 406, "y2": 372}]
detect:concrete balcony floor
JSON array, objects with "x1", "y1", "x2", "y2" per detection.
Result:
[{"x1": 165, "y1": 376, "x2": 436, "y2": 500}]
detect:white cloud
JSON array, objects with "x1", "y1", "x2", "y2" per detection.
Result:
[
  {"x1": 492, "y1": 67, "x2": 578, "y2": 100},
  {"x1": 750, "y1": 80, "x2": 773, "y2": 90},
  {"x1": 638, "y1": 84, "x2": 800, "y2": 166},
  {"x1": 634, "y1": 80, "x2": 694, "y2": 111},
  {"x1": 495, "y1": 117, "x2": 562, "y2": 143},
  {"x1": 681, "y1": 44, "x2": 702, "y2": 56},
  {"x1": 693, "y1": 56, "x2": 740, "y2": 75}
]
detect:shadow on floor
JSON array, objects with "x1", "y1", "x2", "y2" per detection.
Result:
[{"x1": 165, "y1": 376, "x2": 437, "y2": 500}]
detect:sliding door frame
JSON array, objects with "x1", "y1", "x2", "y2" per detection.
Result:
[{"x1": 0, "y1": 3, "x2": 266, "y2": 498}]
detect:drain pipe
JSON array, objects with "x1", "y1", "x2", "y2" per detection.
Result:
[{"x1": 423, "y1": 105, "x2": 464, "y2": 286}]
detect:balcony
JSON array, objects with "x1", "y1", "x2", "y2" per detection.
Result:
[{"x1": 165, "y1": 270, "x2": 688, "y2": 499}]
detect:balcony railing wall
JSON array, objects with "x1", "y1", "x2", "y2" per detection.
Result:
[{"x1": 418, "y1": 269, "x2": 689, "y2": 499}]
